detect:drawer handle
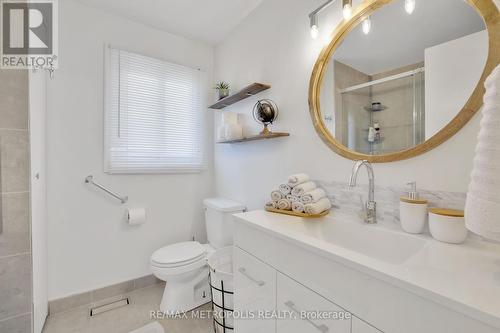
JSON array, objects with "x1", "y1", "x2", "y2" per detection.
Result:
[
  {"x1": 284, "y1": 300, "x2": 329, "y2": 333},
  {"x1": 238, "y1": 267, "x2": 265, "y2": 286}
]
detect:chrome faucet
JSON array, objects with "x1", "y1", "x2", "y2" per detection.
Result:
[{"x1": 348, "y1": 160, "x2": 377, "y2": 224}]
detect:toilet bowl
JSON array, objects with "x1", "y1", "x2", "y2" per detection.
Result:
[
  {"x1": 151, "y1": 241, "x2": 215, "y2": 314},
  {"x1": 151, "y1": 198, "x2": 245, "y2": 314}
]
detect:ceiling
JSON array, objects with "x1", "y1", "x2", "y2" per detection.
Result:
[
  {"x1": 334, "y1": 0, "x2": 486, "y2": 75},
  {"x1": 76, "y1": 0, "x2": 264, "y2": 45}
]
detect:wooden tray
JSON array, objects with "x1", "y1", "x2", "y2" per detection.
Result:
[{"x1": 265, "y1": 207, "x2": 330, "y2": 218}]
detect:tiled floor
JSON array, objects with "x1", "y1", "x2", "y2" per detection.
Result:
[{"x1": 43, "y1": 283, "x2": 213, "y2": 333}]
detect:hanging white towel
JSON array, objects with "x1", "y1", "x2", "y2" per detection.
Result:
[
  {"x1": 301, "y1": 188, "x2": 326, "y2": 204},
  {"x1": 279, "y1": 184, "x2": 292, "y2": 195},
  {"x1": 304, "y1": 197, "x2": 331, "y2": 215},
  {"x1": 292, "y1": 201, "x2": 305, "y2": 213},
  {"x1": 277, "y1": 199, "x2": 292, "y2": 210},
  {"x1": 288, "y1": 173, "x2": 310, "y2": 187},
  {"x1": 291, "y1": 181, "x2": 317, "y2": 196},
  {"x1": 465, "y1": 64, "x2": 500, "y2": 241},
  {"x1": 271, "y1": 190, "x2": 283, "y2": 202}
]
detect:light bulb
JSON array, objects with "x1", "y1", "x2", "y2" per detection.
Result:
[
  {"x1": 362, "y1": 17, "x2": 371, "y2": 34},
  {"x1": 405, "y1": 0, "x2": 415, "y2": 14},
  {"x1": 343, "y1": 3, "x2": 352, "y2": 20},
  {"x1": 310, "y1": 25, "x2": 319, "y2": 39}
]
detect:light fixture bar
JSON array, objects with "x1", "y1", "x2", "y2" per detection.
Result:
[
  {"x1": 308, "y1": 0, "x2": 339, "y2": 40},
  {"x1": 308, "y1": 0, "x2": 337, "y2": 19}
]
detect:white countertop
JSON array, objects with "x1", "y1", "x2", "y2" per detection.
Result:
[{"x1": 234, "y1": 210, "x2": 500, "y2": 329}]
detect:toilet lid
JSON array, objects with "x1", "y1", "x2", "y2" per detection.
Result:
[{"x1": 151, "y1": 241, "x2": 206, "y2": 266}]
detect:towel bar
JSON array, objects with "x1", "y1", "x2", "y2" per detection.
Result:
[{"x1": 85, "y1": 175, "x2": 128, "y2": 204}]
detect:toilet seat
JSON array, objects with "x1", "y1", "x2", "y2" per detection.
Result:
[{"x1": 151, "y1": 241, "x2": 206, "y2": 269}]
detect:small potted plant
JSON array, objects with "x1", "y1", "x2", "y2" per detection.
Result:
[{"x1": 214, "y1": 81, "x2": 230, "y2": 100}]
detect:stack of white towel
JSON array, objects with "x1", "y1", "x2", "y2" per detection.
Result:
[
  {"x1": 465, "y1": 64, "x2": 500, "y2": 242},
  {"x1": 267, "y1": 173, "x2": 331, "y2": 215}
]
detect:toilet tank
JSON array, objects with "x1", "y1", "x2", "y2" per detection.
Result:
[{"x1": 203, "y1": 198, "x2": 245, "y2": 249}]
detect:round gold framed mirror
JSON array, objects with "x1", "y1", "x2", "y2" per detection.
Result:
[{"x1": 309, "y1": 0, "x2": 499, "y2": 162}]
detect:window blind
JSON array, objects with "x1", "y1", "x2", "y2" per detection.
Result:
[{"x1": 104, "y1": 47, "x2": 205, "y2": 173}]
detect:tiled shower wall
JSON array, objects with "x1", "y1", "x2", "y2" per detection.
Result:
[{"x1": 0, "y1": 70, "x2": 32, "y2": 332}]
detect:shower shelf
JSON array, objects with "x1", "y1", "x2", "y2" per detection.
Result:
[
  {"x1": 365, "y1": 137, "x2": 385, "y2": 143},
  {"x1": 364, "y1": 105, "x2": 388, "y2": 112}
]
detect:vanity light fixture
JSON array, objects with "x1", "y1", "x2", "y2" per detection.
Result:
[
  {"x1": 362, "y1": 16, "x2": 372, "y2": 34},
  {"x1": 308, "y1": 0, "x2": 337, "y2": 40},
  {"x1": 342, "y1": 0, "x2": 353, "y2": 20},
  {"x1": 310, "y1": 14, "x2": 319, "y2": 39},
  {"x1": 405, "y1": 0, "x2": 416, "y2": 14}
]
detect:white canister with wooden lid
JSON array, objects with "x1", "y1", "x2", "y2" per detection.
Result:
[
  {"x1": 429, "y1": 208, "x2": 467, "y2": 244},
  {"x1": 400, "y1": 182, "x2": 428, "y2": 234}
]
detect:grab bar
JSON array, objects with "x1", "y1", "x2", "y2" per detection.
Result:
[{"x1": 85, "y1": 175, "x2": 128, "y2": 204}]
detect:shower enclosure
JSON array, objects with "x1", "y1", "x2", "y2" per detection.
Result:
[{"x1": 339, "y1": 67, "x2": 425, "y2": 155}]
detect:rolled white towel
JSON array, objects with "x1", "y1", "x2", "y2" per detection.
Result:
[
  {"x1": 286, "y1": 194, "x2": 300, "y2": 202},
  {"x1": 266, "y1": 201, "x2": 277, "y2": 209},
  {"x1": 291, "y1": 181, "x2": 317, "y2": 197},
  {"x1": 304, "y1": 197, "x2": 332, "y2": 215},
  {"x1": 279, "y1": 184, "x2": 292, "y2": 195},
  {"x1": 301, "y1": 188, "x2": 327, "y2": 204},
  {"x1": 271, "y1": 190, "x2": 283, "y2": 202},
  {"x1": 291, "y1": 201, "x2": 305, "y2": 213},
  {"x1": 277, "y1": 199, "x2": 292, "y2": 210},
  {"x1": 288, "y1": 173, "x2": 310, "y2": 187}
]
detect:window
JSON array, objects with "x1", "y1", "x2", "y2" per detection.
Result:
[{"x1": 104, "y1": 46, "x2": 205, "y2": 173}]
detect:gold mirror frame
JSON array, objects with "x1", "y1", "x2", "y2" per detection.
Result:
[{"x1": 309, "y1": 0, "x2": 500, "y2": 163}]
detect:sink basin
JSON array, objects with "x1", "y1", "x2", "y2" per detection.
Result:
[{"x1": 307, "y1": 219, "x2": 427, "y2": 265}]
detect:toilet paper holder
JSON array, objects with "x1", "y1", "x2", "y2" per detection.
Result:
[{"x1": 85, "y1": 175, "x2": 128, "y2": 204}]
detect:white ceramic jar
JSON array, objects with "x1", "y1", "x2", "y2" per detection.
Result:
[
  {"x1": 400, "y1": 197, "x2": 428, "y2": 234},
  {"x1": 224, "y1": 123, "x2": 243, "y2": 140},
  {"x1": 429, "y1": 208, "x2": 467, "y2": 244}
]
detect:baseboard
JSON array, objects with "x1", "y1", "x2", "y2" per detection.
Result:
[{"x1": 48, "y1": 274, "x2": 162, "y2": 315}]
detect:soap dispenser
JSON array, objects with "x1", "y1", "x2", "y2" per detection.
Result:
[{"x1": 400, "y1": 182, "x2": 428, "y2": 234}]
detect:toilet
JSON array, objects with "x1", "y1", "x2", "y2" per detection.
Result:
[{"x1": 150, "y1": 198, "x2": 245, "y2": 314}]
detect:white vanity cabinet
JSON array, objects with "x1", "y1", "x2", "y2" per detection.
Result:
[
  {"x1": 233, "y1": 211, "x2": 500, "y2": 333},
  {"x1": 276, "y1": 272, "x2": 351, "y2": 333},
  {"x1": 234, "y1": 247, "x2": 363, "y2": 333},
  {"x1": 234, "y1": 247, "x2": 277, "y2": 333}
]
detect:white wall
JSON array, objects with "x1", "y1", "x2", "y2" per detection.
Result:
[
  {"x1": 47, "y1": 0, "x2": 214, "y2": 299},
  {"x1": 425, "y1": 30, "x2": 488, "y2": 139},
  {"x1": 30, "y1": 70, "x2": 48, "y2": 332},
  {"x1": 213, "y1": 0, "x2": 497, "y2": 211}
]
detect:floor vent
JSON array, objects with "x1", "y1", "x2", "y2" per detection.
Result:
[{"x1": 90, "y1": 297, "x2": 130, "y2": 316}]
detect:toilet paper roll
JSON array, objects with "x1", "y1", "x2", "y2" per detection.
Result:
[{"x1": 127, "y1": 208, "x2": 147, "y2": 225}]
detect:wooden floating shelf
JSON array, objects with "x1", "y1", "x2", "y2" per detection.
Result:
[
  {"x1": 209, "y1": 83, "x2": 271, "y2": 110},
  {"x1": 217, "y1": 132, "x2": 289, "y2": 144}
]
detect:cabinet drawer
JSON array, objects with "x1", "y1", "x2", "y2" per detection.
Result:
[
  {"x1": 352, "y1": 316, "x2": 383, "y2": 333},
  {"x1": 277, "y1": 272, "x2": 351, "y2": 333},
  {"x1": 234, "y1": 247, "x2": 277, "y2": 333}
]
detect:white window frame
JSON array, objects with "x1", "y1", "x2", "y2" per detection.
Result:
[{"x1": 103, "y1": 45, "x2": 207, "y2": 174}]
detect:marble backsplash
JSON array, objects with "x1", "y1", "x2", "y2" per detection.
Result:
[{"x1": 315, "y1": 180, "x2": 467, "y2": 227}]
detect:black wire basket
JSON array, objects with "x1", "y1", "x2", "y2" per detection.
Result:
[{"x1": 208, "y1": 247, "x2": 234, "y2": 333}]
